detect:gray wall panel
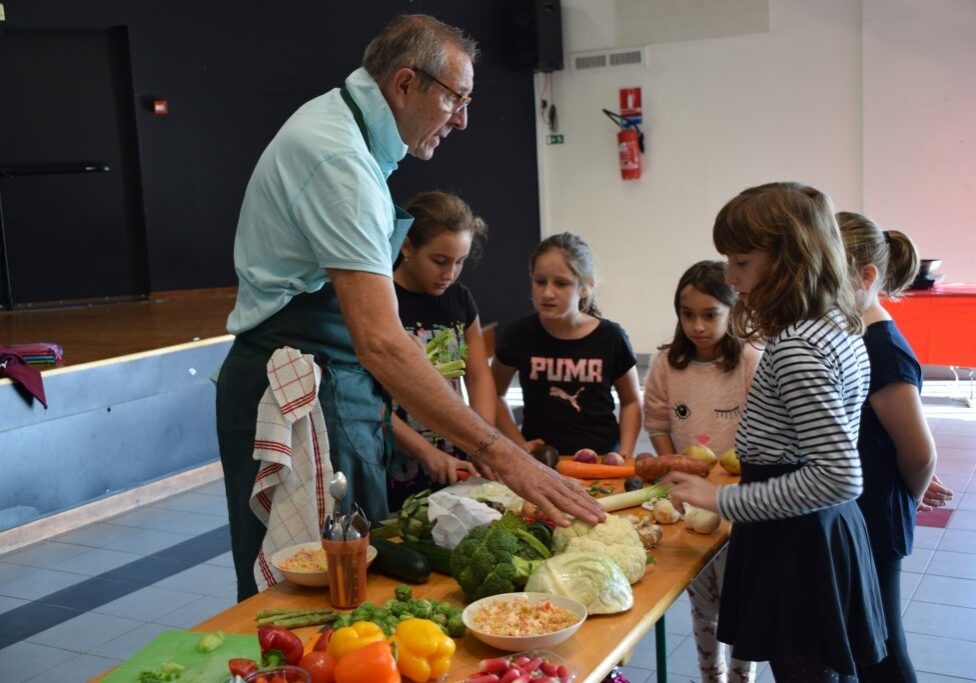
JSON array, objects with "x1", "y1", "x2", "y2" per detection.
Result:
[
  {"x1": 0, "y1": 338, "x2": 231, "y2": 531},
  {"x1": 0, "y1": 338, "x2": 230, "y2": 431}
]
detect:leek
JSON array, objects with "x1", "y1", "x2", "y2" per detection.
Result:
[{"x1": 597, "y1": 483, "x2": 672, "y2": 512}]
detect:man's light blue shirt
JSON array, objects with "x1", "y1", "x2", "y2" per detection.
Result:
[{"x1": 227, "y1": 68, "x2": 409, "y2": 334}]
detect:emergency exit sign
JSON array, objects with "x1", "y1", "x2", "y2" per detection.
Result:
[{"x1": 546, "y1": 134, "x2": 564, "y2": 145}]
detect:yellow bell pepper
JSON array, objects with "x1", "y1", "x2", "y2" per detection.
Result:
[
  {"x1": 390, "y1": 618, "x2": 456, "y2": 682},
  {"x1": 326, "y1": 621, "x2": 387, "y2": 661}
]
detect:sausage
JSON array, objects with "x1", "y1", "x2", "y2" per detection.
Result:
[{"x1": 634, "y1": 452, "x2": 711, "y2": 480}]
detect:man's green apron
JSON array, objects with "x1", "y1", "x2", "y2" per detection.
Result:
[{"x1": 216, "y1": 88, "x2": 412, "y2": 600}]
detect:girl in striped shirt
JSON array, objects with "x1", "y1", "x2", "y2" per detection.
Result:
[{"x1": 665, "y1": 183, "x2": 887, "y2": 681}]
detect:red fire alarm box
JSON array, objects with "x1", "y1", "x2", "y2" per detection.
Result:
[{"x1": 153, "y1": 100, "x2": 169, "y2": 115}]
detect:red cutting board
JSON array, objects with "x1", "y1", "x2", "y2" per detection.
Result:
[{"x1": 101, "y1": 631, "x2": 260, "y2": 682}]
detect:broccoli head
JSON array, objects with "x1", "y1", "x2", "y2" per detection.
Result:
[
  {"x1": 470, "y1": 560, "x2": 518, "y2": 601},
  {"x1": 450, "y1": 523, "x2": 548, "y2": 601},
  {"x1": 494, "y1": 511, "x2": 529, "y2": 533}
]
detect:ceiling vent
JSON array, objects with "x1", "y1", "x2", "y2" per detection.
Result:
[{"x1": 571, "y1": 47, "x2": 647, "y2": 72}]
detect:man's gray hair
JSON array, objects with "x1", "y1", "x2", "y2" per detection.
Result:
[{"x1": 362, "y1": 14, "x2": 479, "y2": 86}]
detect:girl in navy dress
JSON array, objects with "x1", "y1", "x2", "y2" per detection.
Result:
[{"x1": 838, "y1": 212, "x2": 948, "y2": 682}]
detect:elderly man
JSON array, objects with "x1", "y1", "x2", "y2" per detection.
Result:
[{"x1": 217, "y1": 14, "x2": 603, "y2": 600}]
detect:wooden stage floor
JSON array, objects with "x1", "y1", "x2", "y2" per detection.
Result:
[{"x1": 0, "y1": 288, "x2": 236, "y2": 367}]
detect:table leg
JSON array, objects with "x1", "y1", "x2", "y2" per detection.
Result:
[{"x1": 655, "y1": 615, "x2": 667, "y2": 683}]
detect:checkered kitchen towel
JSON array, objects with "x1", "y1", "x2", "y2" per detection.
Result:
[{"x1": 249, "y1": 347, "x2": 334, "y2": 590}]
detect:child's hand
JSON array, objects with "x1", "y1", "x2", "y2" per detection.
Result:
[
  {"x1": 662, "y1": 471, "x2": 720, "y2": 514},
  {"x1": 418, "y1": 447, "x2": 485, "y2": 485},
  {"x1": 918, "y1": 474, "x2": 954, "y2": 512}
]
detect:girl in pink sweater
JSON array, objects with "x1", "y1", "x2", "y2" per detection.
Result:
[{"x1": 643, "y1": 260, "x2": 760, "y2": 683}]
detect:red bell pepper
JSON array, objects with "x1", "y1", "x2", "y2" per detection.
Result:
[{"x1": 258, "y1": 625, "x2": 304, "y2": 666}]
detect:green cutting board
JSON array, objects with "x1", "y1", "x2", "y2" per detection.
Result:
[{"x1": 102, "y1": 631, "x2": 260, "y2": 683}]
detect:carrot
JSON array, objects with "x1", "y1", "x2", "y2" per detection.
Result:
[
  {"x1": 634, "y1": 453, "x2": 711, "y2": 480},
  {"x1": 555, "y1": 460, "x2": 636, "y2": 479}
]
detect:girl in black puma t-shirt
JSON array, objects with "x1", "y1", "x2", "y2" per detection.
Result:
[{"x1": 491, "y1": 233, "x2": 640, "y2": 457}]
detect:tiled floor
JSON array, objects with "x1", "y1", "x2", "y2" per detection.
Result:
[{"x1": 1, "y1": 385, "x2": 975, "y2": 682}]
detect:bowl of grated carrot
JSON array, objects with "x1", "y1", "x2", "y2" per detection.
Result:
[
  {"x1": 271, "y1": 541, "x2": 377, "y2": 587},
  {"x1": 462, "y1": 592, "x2": 587, "y2": 651}
]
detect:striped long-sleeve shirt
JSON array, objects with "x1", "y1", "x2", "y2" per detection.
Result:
[{"x1": 716, "y1": 310, "x2": 870, "y2": 523}]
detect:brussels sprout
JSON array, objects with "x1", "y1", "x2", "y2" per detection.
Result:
[{"x1": 624, "y1": 476, "x2": 644, "y2": 492}]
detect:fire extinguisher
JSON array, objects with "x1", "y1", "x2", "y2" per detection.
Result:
[{"x1": 602, "y1": 109, "x2": 644, "y2": 180}]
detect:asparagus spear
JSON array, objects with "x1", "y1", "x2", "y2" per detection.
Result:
[
  {"x1": 256, "y1": 608, "x2": 332, "y2": 618},
  {"x1": 259, "y1": 612, "x2": 339, "y2": 628},
  {"x1": 255, "y1": 608, "x2": 336, "y2": 627}
]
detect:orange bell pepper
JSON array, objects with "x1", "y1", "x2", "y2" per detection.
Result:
[
  {"x1": 333, "y1": 640, "x2": 400, "y2": 683},
  {"x1": 326, "y1": 621, "x2": 387, "y2": 661}
]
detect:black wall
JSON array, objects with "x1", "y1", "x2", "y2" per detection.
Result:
[{"x1": 1, "y1": 0, "x2": 540, "y2": 324}]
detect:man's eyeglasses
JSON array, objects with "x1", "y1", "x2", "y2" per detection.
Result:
[{"x1": 412, "y1": 66, "x2": 471, "y2": 115}]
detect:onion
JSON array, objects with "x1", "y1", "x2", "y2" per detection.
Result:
[
  {"x1": 684, "y1": 503, "x2": 721, "y2": 534},
  {"x1": 572, "y1": 448, "x2": 599, "y2": 463}
]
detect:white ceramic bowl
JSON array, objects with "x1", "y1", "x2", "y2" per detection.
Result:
[
  {"x1": 462, "y1": 592, "x2": 587, "y2": 651},
  {"x1": 270, "y1": 542, "x2": 377, "y2": 587}
]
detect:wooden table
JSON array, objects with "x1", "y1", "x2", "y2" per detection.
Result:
[{"x1": 92, "y1": 469, "x2": 736, "y2": 683}]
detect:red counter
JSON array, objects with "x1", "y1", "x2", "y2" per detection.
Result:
[{"x1": 881, "y1": 283, "x2": 976, "y2": 367}]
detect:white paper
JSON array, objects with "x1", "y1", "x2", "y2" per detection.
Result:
[{"x1": 428, "y1": 490, "x2": 501, "y2": 550}]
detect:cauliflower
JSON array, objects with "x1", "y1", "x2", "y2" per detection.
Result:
[{"x1": 552, "y1": 516, "x2": 647, "y2": 584}]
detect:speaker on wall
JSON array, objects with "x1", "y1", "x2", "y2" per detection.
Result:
[{"x1": 510, "y1": 0, "x2": 564, "y2": 72}]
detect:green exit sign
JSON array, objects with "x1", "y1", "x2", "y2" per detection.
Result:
[{"x1": 546, "y1": 134, "x2": 564, "y2": 145}]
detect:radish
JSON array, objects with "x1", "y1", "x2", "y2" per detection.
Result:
[
  {"x1": 479, "y1": 659, "x2": 510, "y2": 674},
  {"x1": 540, "y1": 662, "x2": 559, "y2": 676},
  {"x1": 602, "y1": 451, "x2": 626, "y2": 466},
  {"x1": 499, "y1": 668, "x2": 522, "y2": 683}
]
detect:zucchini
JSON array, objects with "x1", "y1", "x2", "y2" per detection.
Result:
[
  {"x1": 399, "y1": 541, "x2": 453, "y2": 575},
  {"x1": 370, "y1": 536, "x2": 430, "y2": 583}
]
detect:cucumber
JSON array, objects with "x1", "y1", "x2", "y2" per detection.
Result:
[
  {"x1": 370, "y1": 536, "x2": 430, "y2": 583},
  {"x1": 399, "y1": 541, "x2": 453, "y2": 575}
]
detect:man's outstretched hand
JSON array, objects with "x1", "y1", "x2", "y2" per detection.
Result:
[{"x1": 492, "y1": 448, "x2": 606, "y2": 526}]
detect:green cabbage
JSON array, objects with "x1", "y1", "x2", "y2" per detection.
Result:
[{"x1": 524, "y1": 551, "x2": 634, "y2": 614}]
